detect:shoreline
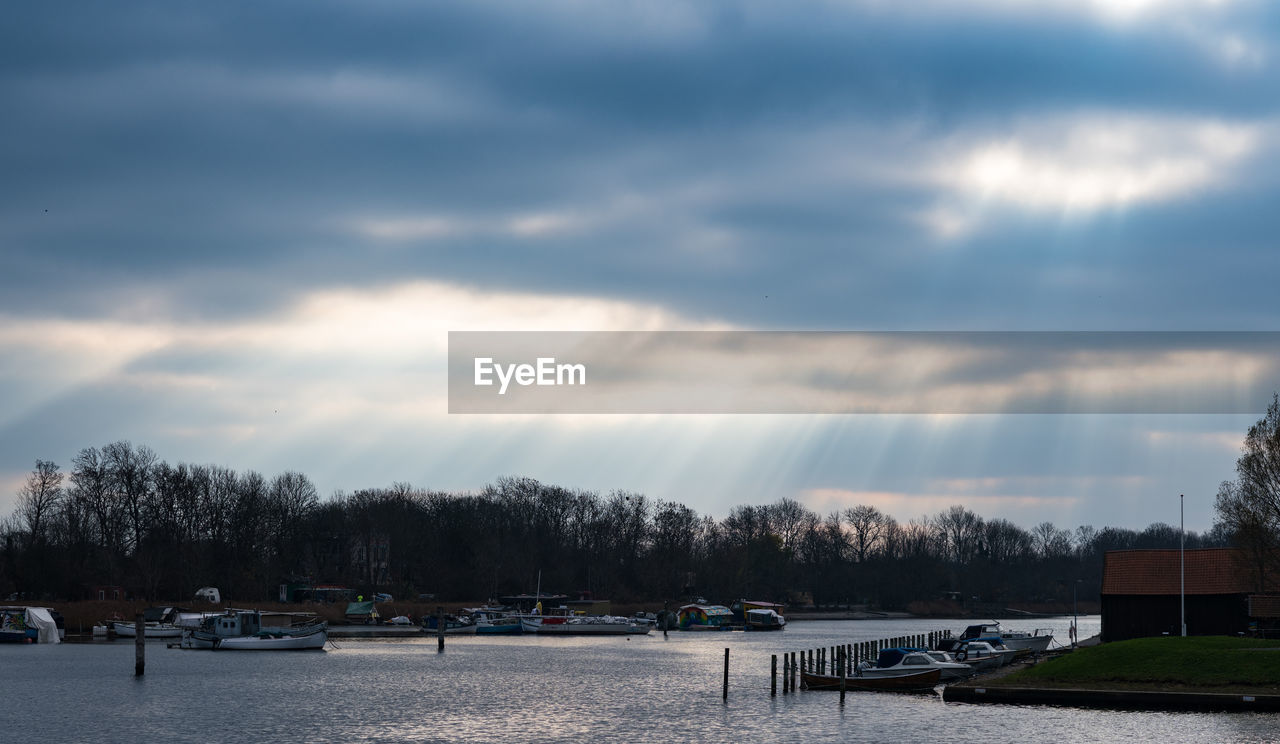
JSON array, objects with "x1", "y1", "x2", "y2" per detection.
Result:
[{"x1": 944, "y1": 683, "x2": 1280, "y2": 711}]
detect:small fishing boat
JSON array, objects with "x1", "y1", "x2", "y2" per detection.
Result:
[
  {"x1": 955, "y1": 621, "x2": 1053, "y2": 653},
  {"x1": 180, "y1": 609, "x2": 327, "y2": 650},
  {"x1": 802, "y1": 667, "x2": 941, "y2": 691},
  {"x1": 112, "y1": 606, "x2": 184, "y2": 638},
  {"x1": 466, "y1": 608, "x2": 523, "y2": 635},
  {"x1": 954, "y1": 640, "x2": 1016, "y2": 670},
  {"x1": 857, "y1": 648, "x2": 973, "y2": 681}
]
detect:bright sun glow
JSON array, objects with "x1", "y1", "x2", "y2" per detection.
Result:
[{"x1": 926, "y1": 112, "x2": 1260, "y2": 235}]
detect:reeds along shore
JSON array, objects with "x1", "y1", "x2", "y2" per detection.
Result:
[
  {"x1": 40, "y1": 599, "x2": 679, "y2": 633},
  {"x1": 40, "y1": 600, "x2": 463, "y2": 633}
]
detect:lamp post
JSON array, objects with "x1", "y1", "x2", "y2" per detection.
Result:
[
  {"x1": 1072, "y1": 579, "x2": 1080, "y2": 648},
  {"x1": 1181, "y1": 494, "x2": 1186, "y2": 638}
]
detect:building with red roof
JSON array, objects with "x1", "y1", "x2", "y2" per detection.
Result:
[{"x1": 1101, "y1": 548, "x2": 1279, "y2": 641}]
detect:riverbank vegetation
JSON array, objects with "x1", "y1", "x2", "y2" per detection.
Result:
[
  {"x1": 995, "y1": 636, "x2": 1280, "y2": 692},
  {"x1": 1, "y1": 441, "x2": 1225, "y2": 606}
]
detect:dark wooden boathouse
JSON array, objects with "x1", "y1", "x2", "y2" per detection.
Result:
[{"x1": 1101, "y1": 548, "x2": 1269, "y2": 641}]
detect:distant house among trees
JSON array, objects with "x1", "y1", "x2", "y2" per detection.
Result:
[{"x1": 1101, "y1": 548, "x2": 1280, "y2": 641}]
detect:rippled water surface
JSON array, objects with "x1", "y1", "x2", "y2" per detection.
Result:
[{"x1": 4, "y1": 617, "x2": 1277, "y2": 743}]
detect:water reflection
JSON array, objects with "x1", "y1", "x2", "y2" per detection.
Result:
[{"x1": 3, "y1": 617, "x2": 1274, "y2": 743}]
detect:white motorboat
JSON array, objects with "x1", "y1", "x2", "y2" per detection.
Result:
[
  {"x1": 953, "y1": 641, "x2": 1014, "y2": 671},
  {"x1": 530, "y1": 615, "x2": 650, "y2": 635},
  {"x1": 112, "y1": 622, "x2": 182, "y2": 638},
  {"x1": 957, "y1": 622, "x2": 1053, "y2": 653},
  {"x1": 112, "y1": 606, "x2": 187, "y2": 638},
  {"x1": 857, "y1": 648, "x2": 973, "y2": 681},
  {"x1": 180, "y1": 609, "x2": 327, "y2": 650}
]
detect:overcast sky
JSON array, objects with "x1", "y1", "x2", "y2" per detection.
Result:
[{"x1": 4, "y1": 0, "x2": 1279, "y2": 531}]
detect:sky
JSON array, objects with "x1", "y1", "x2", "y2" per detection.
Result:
[{"x1": 4, "y1": 0, "x2": 1280, "y2": 532}]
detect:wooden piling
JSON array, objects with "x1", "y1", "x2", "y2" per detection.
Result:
[
  {"x1": 790, "y1": 652, "x2": 797, "y2": 692},
  {"x1": 134, "y1": 613, "x2": 144, "y2": 676},
  {"x1": 771, "y1": 654, "x2": 777, "y2": 696},
  {"x1": 723, "y1": 648, "x2": 730, "y2": 701},
  {"x1": 436, "y1": 606, "x2": 444, "y2": 652},
  {"x1": 839, "y1": 647, "x2": 847, "y2": 703}
]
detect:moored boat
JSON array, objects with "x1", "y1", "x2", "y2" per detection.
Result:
[
  {"x1": 955, "y1": 621, "x2": 1053, "y2": 653},
  {"x1": 744, "y1": 608, "x2": 786, "y2": 631},
  {"x1": 420, "y1": 614, "x2": 478, "y2": 635},
  {"x1": 0, "y1": 606, "x2": 61, "y2": 644},
  {"x1": 857, "y1": 647, "x2": 973, "y2": 681},
  {"x1": 802, "y1": 667, "x2": 941, "y2": 691},
  {"x1": 112, "y1": 606, "x2": 184, "y2": 638},
  {"x1": 676, "y1": 603, "x2": 734, "y2": 630},
  {"x1": 181, "y1": 609, "x2": 327, "y2": 650},
  {"x1": 954, "y1": 640, "x2": 1016, "y2": 670},
  {"x1": 466, "y1": 607, "x2": 523, "y2": 635},
  {"x1": 532, "y1": 615, "x2": 650, "y2": 635}
]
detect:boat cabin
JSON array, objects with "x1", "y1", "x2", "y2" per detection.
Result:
[{"x1": 677, "y1": 604, "x2": 734, "y2": 629}]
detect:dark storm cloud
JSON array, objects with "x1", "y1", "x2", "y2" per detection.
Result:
[{"x1": 3, "y1": 0, "x2": 1279, "y2": 332}]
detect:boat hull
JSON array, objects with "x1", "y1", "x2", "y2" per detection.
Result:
[
  {"x1": 802, "y1": 668, "x2": 941, "y2": 691},
  {"x1": 112, "y1": 622, "x2": 183, "y2": 638},
  {"x1": 183, "y1": 627, "x2": 327, "y2": 650},
  {"x1": 535, "y1": 622, "x2": 649, "y2": 635},
  {"x1": 216, "y1": 629, "x2": 327, "y2": 650}
]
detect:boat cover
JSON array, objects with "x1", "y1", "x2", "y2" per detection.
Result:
[
  {"x1": 345, "y1": 601, "x2": 376, "y2": 616},
  {"x1": 25, "y1": 607, "x2": 60, "y2": 644},
  {"x1": 876, "y1": 648, "x2": 910, "y2": 667}
]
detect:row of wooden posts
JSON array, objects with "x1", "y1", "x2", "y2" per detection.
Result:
[{"x1": 729, "y1": 629, "x2": 953, "y2": 701}]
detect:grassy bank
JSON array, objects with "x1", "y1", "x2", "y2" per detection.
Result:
[{"x1": 992, "y1": 636, "x2": 1280, "y2": 693}]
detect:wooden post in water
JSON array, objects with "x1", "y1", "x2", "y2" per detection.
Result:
[
  {"x1": 839, "y1": 647, "x2": 847, "y2": 703},
  {"x1": 781, "y1": 652, "x2": 788, "y2": 693},
  {"x1": 722, "y1": 648, "x2": 729, "y2": 701},
  {"x1": 771, "y1": 654, "x2": 777, "y2": 696},
  {"x1": 134, "y1": 613, "x2": 144, "y2": 676},
  {"x1": 436, "y1": 606, "x2": 444, "y2": 652}
]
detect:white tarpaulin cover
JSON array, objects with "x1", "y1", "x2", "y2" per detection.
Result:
[{"x1": 25, "y1": 607, "x2": 60, "y2": 643}]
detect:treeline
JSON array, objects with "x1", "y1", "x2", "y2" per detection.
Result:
[{"x1": 1, "y1": 441, "x2": 1227, "y2": 607}]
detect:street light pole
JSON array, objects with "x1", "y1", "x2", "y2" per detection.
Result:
[
  {"x1": 1072, "y1": 580, "x2": 1079, "y2": 648},
  {"x1": 1181, "y1": 493, "x2": 1186, "y2": 638}
]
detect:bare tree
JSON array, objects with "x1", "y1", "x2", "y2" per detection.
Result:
[
  {"x1": 16, "y1": 460, "x2": 63, "y2": 545},
  {"x1": 843, "y1": 504, "x2": 888, "y2": 562},
  {"x1": 1031, "y1": 521, "x2": 1073, "y2": 560},
  {"x1": 1214, "y1": 393, "x2": 1280, "y2": 584},
  {"x1": 934, "y1": 505, "x2": 985, "y2": 564}
]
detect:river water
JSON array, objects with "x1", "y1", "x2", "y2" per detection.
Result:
[{"x1": 3, "y1": 616, "x2": 1276, "y2": 743}]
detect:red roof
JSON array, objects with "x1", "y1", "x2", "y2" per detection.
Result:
[{"x1": 1102, "y1": 548, "x2": 1250, "y2": 596}]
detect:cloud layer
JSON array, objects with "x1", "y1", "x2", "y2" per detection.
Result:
[{"x1": 3, "y1": 0, "x2": 1278, "y2": 528}]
